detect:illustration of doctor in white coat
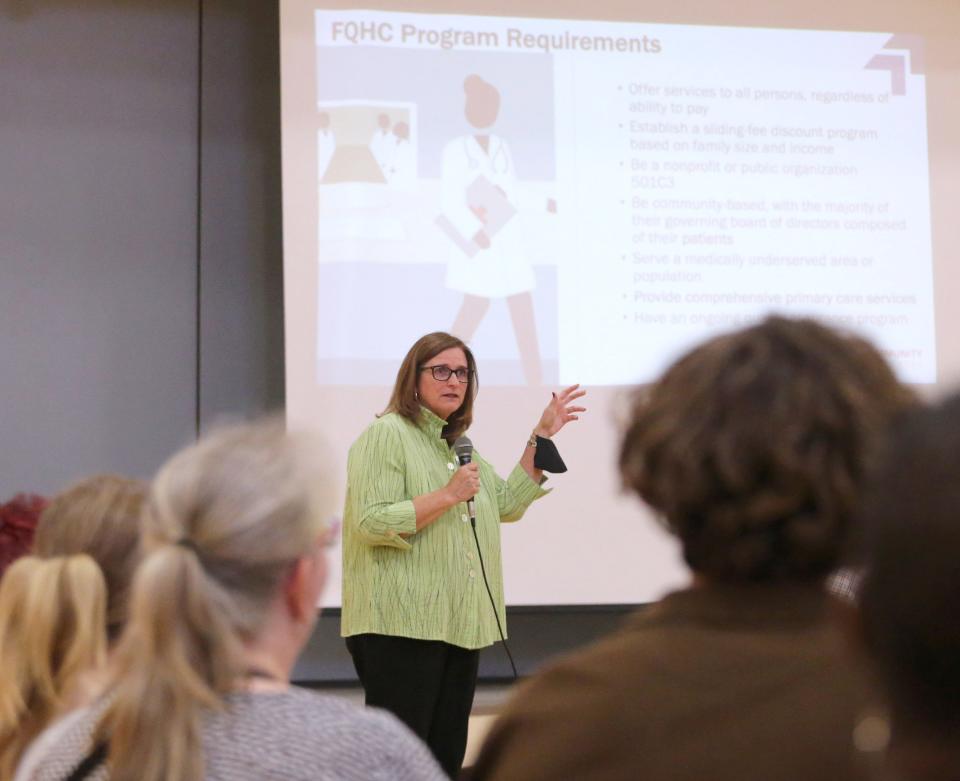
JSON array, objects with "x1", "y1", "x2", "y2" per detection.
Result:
[{"x1": 439, "y1": 74, "x2": 555, "y2": 386}]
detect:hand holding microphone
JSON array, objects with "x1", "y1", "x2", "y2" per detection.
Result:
[
  {"x1": 452, "y1": 436, "x2": 479, "y2": 524},
  {"x1": 446, "y1": 462, "x2": 480, "y2": 504}
]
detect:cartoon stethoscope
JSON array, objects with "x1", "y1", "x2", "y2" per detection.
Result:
[{"x1": 463, "y1": 136, "x2": 511, "y2": 174}]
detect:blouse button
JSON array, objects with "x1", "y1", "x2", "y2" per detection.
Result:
[
  {"x1": 461, "y1": 514, "x2": 469, "y2": 523},
  {"x1": 469, "y1": 570, "x2": 476, "y2": 579},
  {"x1": 447, "y1": 462, "x2": 455, "y2": 470}
]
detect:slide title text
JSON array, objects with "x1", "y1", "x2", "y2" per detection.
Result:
[{"x1": 330, "y1": 21, "x2": 662, "y2": 54}]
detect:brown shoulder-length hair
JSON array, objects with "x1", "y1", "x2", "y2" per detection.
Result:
[
  {"x1": 384, "y1": 332, "x2": 478, "y2": 444},
  {"x1": 619, "y1": 316, "x2": 915, "y2": 582}
]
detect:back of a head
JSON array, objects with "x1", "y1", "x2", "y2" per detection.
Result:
[
  {"x1": 35, "y1": 475, "x2": 145, "y2": 641},
  {"x1": 620, "y1": 316, "x2": 914, "y2": 582},
  {"x1": 100, "y1": 419, "x2": 334, "y2": 781},
  {"x1": 858, "y1": 395, "x2": 960, "y2": 742},
  {"x1": 0, "y1": 554, "x2": 106, "y2": 778}
]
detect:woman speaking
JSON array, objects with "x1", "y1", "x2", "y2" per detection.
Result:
[{"x1": 342, "y1": 332, "x2": 585, "y2": 777}]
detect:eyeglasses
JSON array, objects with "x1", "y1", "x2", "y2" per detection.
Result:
[{"x1": 420, "y1": 365, "x2": 473, "y2": 383}]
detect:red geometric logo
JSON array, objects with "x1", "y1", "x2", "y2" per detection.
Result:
[{"x1": 865, "y1": 34, "x2": 925, "y2": 96}]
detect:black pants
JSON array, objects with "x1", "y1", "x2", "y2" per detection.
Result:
[{"x1": 346, "y1": 633, "x2": 480, "y2": 779}]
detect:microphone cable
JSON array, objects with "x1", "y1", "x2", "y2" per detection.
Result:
[
  {"x1": 453, "y1": 436, "x2": 518, "y2": 681},
  {"x1": 470, "y1": 516, "x2": 519, "y2": 681}
]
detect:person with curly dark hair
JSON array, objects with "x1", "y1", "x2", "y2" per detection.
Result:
[{"x1": 472, "y1": 316, "x2": 914, "y2": 781}]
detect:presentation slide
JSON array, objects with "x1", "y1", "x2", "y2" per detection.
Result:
[
  {"x1": 281, "y1": 1, "x2": 958, "y2": 607},
  {"x1": 310, "y1": 10, "x2": 932, "y2": 386}
]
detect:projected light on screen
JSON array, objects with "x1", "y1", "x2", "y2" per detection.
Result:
[
  {"x1": 307, "y1": 9, "x2": 933, "y2": 388},
  {"x1": 281, "y1": 2, "x2": 943, "y2": 607}
]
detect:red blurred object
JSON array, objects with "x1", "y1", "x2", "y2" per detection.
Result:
[{"x1": 0, "y1": 493, "x2": 47, "y2": 579}]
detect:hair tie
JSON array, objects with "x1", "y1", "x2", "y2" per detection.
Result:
[{"x1": 174, "y1": 537, "x2": 201, "y2": 555}]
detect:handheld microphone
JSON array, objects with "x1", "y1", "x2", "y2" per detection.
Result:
[{"x1": 453, "y1": 436, "x2": 476, "y2": 525}]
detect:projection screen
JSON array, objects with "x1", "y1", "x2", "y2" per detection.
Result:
[{"x1": 281, "y1": 0, "x2": 960, "y2": 607}]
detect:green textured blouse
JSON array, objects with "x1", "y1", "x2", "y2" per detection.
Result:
[{"x1": 341, "y1": 407, "x2": 549, "y2": 649}]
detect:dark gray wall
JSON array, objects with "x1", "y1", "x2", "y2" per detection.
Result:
[
  {"x1": 0, "y1": 0, "x2": 284, "y2": 498},
  {"x1": 0, "y1": 1, "x2": 201, "y2": 496},
  {"x1": 199, "y1": 0, "x2": 285, "y2": 424},
  {"x1": 293, "y1": 606, "x2": 634, "y2": 684}
]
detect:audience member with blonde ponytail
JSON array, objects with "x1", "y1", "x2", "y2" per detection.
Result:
[
  {"x1": 17, "y1": 421, "x2": 445, "y2": 781},
  {"x1": 34, "y1": 475, "x2": 146, "y2": 644},
  {"x1": 0, "y1": 555, "x2": 107, "y2": 781}
]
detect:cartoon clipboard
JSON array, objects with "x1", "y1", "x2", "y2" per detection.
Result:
[{"x1": 436, "y1": 175, "x2": 517, "y2": 258}]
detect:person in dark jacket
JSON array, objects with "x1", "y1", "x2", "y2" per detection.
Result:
[{"x1": 472, "y1": 316, "x2": 915, "y2": 781}]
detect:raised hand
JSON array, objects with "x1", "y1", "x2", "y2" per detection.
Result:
[{"x1": 535, "y1": 384, "x2": 587, "y2": 438}]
